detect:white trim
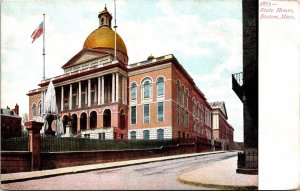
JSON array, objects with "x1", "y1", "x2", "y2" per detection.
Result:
[
  {"x1": 129, "y1": 99, "x2": 172, "y2": 106},
  {"x1": 140, "y1": 77, "x2": 153, "y2": 101},
  {"x1": 156, "y1": 76, "x2": 165, "y2": 97},
  {"x1": 128, "y1": 126, "x2": 172, "y2": 140},
  {"x1": 129, "y1": 81, "x2": 138, "y2": 102}
]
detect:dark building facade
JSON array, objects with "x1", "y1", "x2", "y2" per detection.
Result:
[
  {"x1": 1, "y1": 104, "x2": 22, "y2": 138},
  {"x1": 232, "y1": 0, "x2": 258, "y2": 174}
]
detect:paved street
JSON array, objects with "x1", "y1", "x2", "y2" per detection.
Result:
[{"x1": 3, "y1": 152, "x2": 237, "y2": 190}]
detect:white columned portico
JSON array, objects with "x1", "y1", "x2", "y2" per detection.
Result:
[
  {"x1": 116, "y1": 73, "x2": 119, "y2": 102},
  {"x1": 61, "y1": 86, "x2": 64, "y2": 111},
  {"x1": 78, "y1": 82, "x2": 81, "y2": 108},
  {"x1": 69, "y1": 84, "x2": 72, "y2": 110},
  {"x1": 112, "y1": 73, "x2": 115, "y2": 102},
  {"x1": 98, "y1": 77, "x2": 101, "y2": 105},
  {"x1": 101, "y1": 76, "x2": 104, "y2": 104},
  {"x1": 88, "y1": 79, "x2": 91, "y2": 107}
]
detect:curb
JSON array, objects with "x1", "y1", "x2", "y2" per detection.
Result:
[
  {"x1": 177, "y1": 177, "x2": 258, "y2": 190},
  {"x1": 1, "y1": 151, "x2": 229, "y2": 184}
]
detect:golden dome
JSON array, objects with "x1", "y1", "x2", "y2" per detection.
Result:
[{"x1": 83, "y1": 26, "x2": 127, "y2": 56}]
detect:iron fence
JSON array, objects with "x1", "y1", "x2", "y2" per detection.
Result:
[
  {"x1": 1, "y1": 133, "x2": 28, "y2": 151},
  {"x1": 40, "y1": 137, "x2": 197, "y2": 152}
]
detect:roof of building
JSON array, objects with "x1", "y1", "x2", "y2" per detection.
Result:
[
  {"x1": 0, "y1": 107, "x2": 21, "y2": 118},
  {"x1": 209, "y1": 101, "x2": 228, "y2": 119},
  {"x1": 83, "y1": 26, "x2": 127, "y2": 56}
]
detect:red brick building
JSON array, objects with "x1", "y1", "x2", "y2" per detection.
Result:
[
  {"x1": 1, "y1": 104, "x2": 22, "y2": 138},
  {"x1": 210, "y1": 101, "x2": 234, "y2": 150},
  {"x1": 27, "y1": 6, "x2": 214, "y2": 141}
]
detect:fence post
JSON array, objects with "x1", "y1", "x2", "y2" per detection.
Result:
[{"x1": 25, "y1": 121, "x2": 43, "y2": 171}]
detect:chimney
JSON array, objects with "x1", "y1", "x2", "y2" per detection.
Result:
[{"x1": 13, "y1": 103, "x2": 19, "y2": 115}]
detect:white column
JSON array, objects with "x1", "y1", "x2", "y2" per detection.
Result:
[
  {"x1": 112, "y1": 73, "x2": 115, "y2": 102},
  {"x1": 41, "y1": 91, "x2": 44, "y2": 114},
  {"x1": 122, "y1": 77, "x2": 125, "y2": 104},
  {"x1": 98, "y1": 77, "x2": 101, "y2": 105},
  {"x1": 124, "y1": 77, "x2": 127, "y2": 104},
  {"x1": 69, "y1": 84, "x2": 72, "y2": 110},
  {"x1": 116, "y1": 73, "x2": 119, "y2": 102},
  {"x1": 43, "y1": 90, "x2": 46, "y2": 113},
  {"x1": 61, "y1": 86, "x2": 64, "y2": 111},
  {"x1": 78, "y1": 82, "x2": 81, "y2": 108},
  {"x1": 88, "y1": 79, "x2": 91, "y2": 107},
  {"x1": 101, "y1": 76, "x2": 104, "y2": 104}
]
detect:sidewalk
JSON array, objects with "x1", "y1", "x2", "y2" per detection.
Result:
[
  {"x1": 1, "y1": 151, "x2": 226, "y2": 184},
  {"x1": 177, "y1": 156, "x2": 258, "y2": 190}
]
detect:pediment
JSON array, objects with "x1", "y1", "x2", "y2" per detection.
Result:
[
  {"x1": 62, "y1": 48, "x2": 110, "y2": 69},
  {"x1": 219, "y1": 102, "x2": 228, "y2": 119}
]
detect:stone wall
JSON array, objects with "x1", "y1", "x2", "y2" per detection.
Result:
[
  {"x1": 1, "y1": 151, "x2": 31, "y2": 173},
  {"x1": 40, "y1": 143, "x2": 197, "y2": 170}
]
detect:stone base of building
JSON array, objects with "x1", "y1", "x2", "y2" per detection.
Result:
[{"x1": 236, "y1": 168, "x2": 258, "y2": 175}]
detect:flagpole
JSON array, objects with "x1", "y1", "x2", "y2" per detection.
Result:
[
  {"x1": 43, "y1": 13, "x2": 46, "y2": 80},
  {"x1": 42, "y1": 13, "x2": 46, "y2": 116},
  {"x1": 114, "y1": 0, "x2": 117, "y2": 60}
]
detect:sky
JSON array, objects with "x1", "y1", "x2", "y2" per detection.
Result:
[{"x1": 1, "y1": 0, "x2": 243, "y2": 142}]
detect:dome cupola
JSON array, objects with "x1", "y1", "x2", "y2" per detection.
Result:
[
  {"x1": 83, "y1": 6, "x2": 128, "y2": 64},
  {"x1": 98, "y1": 5, "x2": 112, "y2": 28}
]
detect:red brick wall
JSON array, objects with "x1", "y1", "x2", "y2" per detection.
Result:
[
  {"x1": 128, "y1": 66, "x2": 173, "y2": 131},
  {"x1": 40, "y1": 144, "x2": 198, "y2": 170},
  {"x1": 171, "y1": 65, "x2": 212, "y2": 140},
  {"x1": 1, "y1": 151, "x2": 31, "y2": 174}
]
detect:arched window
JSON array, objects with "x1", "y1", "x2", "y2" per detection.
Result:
[
  {"x1": 38, "y1": 101, "x2": 42, "y2": 116},
  {"x1": 141, "y1": 78, "x2": 152, "y2": 99},
  {"x1": 186, "y1": 89, "x2": 189, "y2": 107},
  {"x1": 143, "y1": 130, "x2": 150, "y2": 140},
  {"x1": 156, "y1": 77, "x2": 164, "y2": 96},
  {"x1": 181, "y1": 86, "x2": 185, "y2": 105},
  {"x1": 144, "y1": 81, "x2": 150, "y2": 98},
  {"x1": 32, "y1": 103, "x2": 36, "y2": 118},
  {"x1": 130, "y1": 131, "x2": 136, "y2": 140},
  {"x1": 103, "y1": 109, "x2": 111, "y2": 127},
  {"x1": 90, "y1": 111, "x2": 97, "y2": 129},
  {"x1": 130, "y1": 83, "x2": 137, "y2": 100},
  {"x1": 157, "y1": 129, "x2": 164, "y2": 140}
]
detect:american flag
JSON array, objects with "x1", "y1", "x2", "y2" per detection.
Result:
[{"x1": 31, "y1": 21, "x2": 44, "y2": 43}]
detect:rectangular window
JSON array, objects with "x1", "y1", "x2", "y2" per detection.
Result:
[
  {"x1": 144, "y1": 104, "x2": 150, "y2": 123},
  {"x1": 157, "y1": 102, "x2": 164, "y2": 122},
  {"x1": 84, "y1": 134, "x2": 90, "y2": 139},
  {"x1": 98, "y1": 133, "x2": 105, "y2": 140},
  {"x1": 143, "y1": 130, "x2": 150, "y2": 140},
  {"x1": 131, "y1": 106, "x2": 136, "y2": 124},
  {"x1": 130, "y1": 131, "x2": 136, "y2": 140}
]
